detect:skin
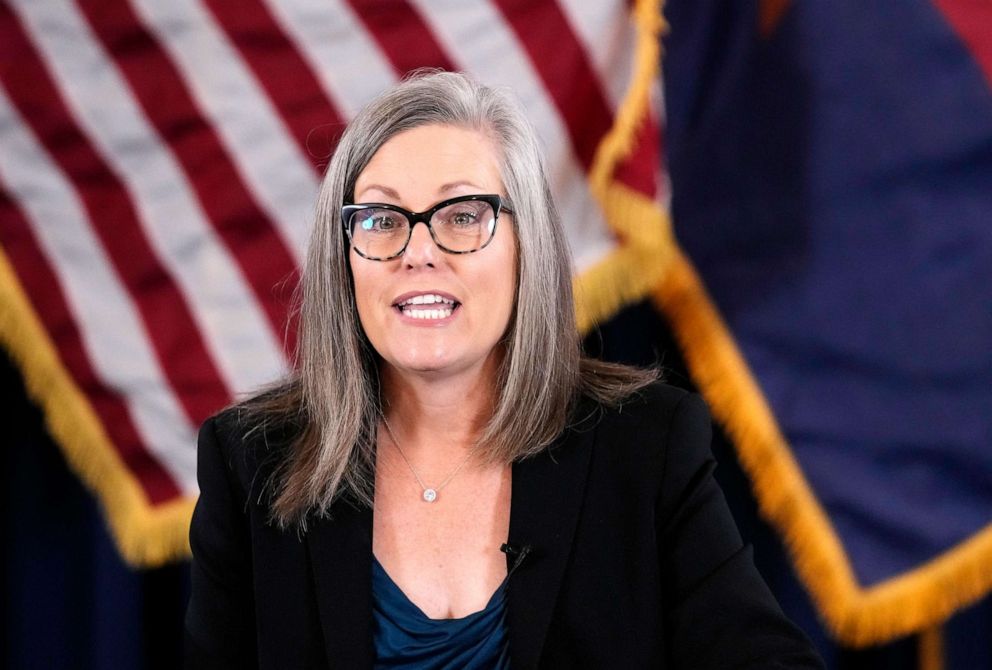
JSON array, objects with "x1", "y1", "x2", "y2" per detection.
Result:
[{"x1": 350, "y1": 124, "x2": 516, "y2": 619}]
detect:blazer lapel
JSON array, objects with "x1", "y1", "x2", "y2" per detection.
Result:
[
  {"x1": 306, "y1": 500, "x2": 374, "y2": 669},
  {"x1": 507, "y1": 410, "x2": 596, "y2": 669}
]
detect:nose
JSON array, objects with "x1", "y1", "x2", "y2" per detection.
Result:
[{"x1": 402, "y1": 220, "x2": 439, "y2": 268}]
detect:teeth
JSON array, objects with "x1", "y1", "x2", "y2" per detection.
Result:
[
  {"x1": 401, "y1": 307, "x2": 453, "y2": 319},
  {"x1": 399, "y1": 293, "x2": 455, "y2": 307}
]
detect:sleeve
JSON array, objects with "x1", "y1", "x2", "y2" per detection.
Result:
[
  {"x1": 184, "y1": 415, "x2": 259, "y2": 669},
  {"x1": 657, "y1": 393, "x2": 824, "y2": 669}
]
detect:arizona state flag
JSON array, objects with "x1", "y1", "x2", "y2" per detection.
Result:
[{"x1": 660, "y1": 0, "x2": 992, "y2": 649}]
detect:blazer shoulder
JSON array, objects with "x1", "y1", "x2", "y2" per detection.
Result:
[
  {"x1": 572, "y1": 381, "x2": 710, "y2": 470},
  {"x1": 585, "y1": 381, "x2": 703, "y2": 433},
  {"x1": 621, "y1": 380, "x2": 693, "y2": 411},
  {"x1": 198, "y1": 403, "x2": 300, "y2": 501}
]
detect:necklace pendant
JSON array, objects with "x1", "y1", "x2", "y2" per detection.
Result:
[{"x1": 422, "y1": 488, "x2": 438, "y2": 503}]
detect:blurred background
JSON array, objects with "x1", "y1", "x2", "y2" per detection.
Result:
[{"x1": 2, "y1": 1, "x2": 990, "y2": 668}]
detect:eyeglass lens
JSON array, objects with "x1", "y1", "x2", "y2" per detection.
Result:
[{"x1": 348, "y1": 200, "x2": 497, "y2": 258}]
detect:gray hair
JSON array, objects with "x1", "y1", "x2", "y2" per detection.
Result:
[{"x1": 250, "y1": 70, "x2": 655, "y2": 528}]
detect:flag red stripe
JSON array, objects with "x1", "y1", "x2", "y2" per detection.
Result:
[
  {"x1": 0, "y1": 184, "x2": 182, "y2": 504},
  {"x1": 492, "y1": 0, "x2": 615, "y2": 172},
  {"x1": 346, "y1": 0, "x2": 457, "y2": 75},
  {"x1": 0, "y1": 7, "x2": 231, "y2": 427},
  {"x1": 932, "y1": 0, "x2": 992, "y2": 89},
  {"x1": 202, "y1": 0, "x2": 347, "y2": 173},
  {"x1": 76, "y1": 0, "x2": 300, "y2": 355}
]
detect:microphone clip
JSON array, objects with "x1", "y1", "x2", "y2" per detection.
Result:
[{"x1": 500, "y1": 542, "x2": 533, "y2": 577}]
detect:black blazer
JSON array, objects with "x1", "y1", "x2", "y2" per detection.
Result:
[{"x1": 185, "y1": 383, "x2": 823, "y2": 669}]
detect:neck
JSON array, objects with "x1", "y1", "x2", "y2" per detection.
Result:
[{"x1": 379, "y1": 357, "x2": 501, "y2": 463}]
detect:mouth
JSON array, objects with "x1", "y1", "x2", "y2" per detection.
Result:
[{"x1": 392, "y1": 292, "x2": 461, "y2": 320}]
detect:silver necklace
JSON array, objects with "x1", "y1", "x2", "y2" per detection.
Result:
[{"x1": 381, "y1": 418, "x2": 475, "y2": 503}]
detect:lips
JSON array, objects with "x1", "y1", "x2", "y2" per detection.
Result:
[{"x1": 392, "y1": 291, "x2": 461, "y2": 320}]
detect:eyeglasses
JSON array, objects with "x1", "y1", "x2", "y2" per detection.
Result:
[{"x1": 342, "y1": 194, "x2": 513, "y2": 261}]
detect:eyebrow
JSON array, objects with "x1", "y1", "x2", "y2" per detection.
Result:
[
  {"x1": 438, "y1": 180, "x2": 484, "y2": 194},
  {"x1": 356, "y1": 184, "x2": 400, "y2": 200},
  {"x1": 356, "y1": 180, "x2": 487, "y2": 202}
]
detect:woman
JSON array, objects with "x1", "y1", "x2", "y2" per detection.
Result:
[{"x1": 185, "y1": 71, "x2": 823, "y2": 669}]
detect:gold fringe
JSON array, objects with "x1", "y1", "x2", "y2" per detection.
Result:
[
  {"x1": 588, "y1": 0, "x2": 666, "y2": 199},
  {"x1": 574, "y1": 183, "x2": 674, "y2": 332},
  {"x1": 918, "y1": 626, "x2": 945, "y2": 670},
  {"x1": 651, "y1": 247, "x2": 992, "y2": 645},
  {"x1": 0, "y1": 248, "x2": 195, "y2": 567},
  {"x1": 576, "y1": 0, "x2": 671, "y2": 333}
]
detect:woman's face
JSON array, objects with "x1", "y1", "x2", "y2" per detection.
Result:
[{"x1": 349, "y1": 124, "x2": 517, "y2": 382}]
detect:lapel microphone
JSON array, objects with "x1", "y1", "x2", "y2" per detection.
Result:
[{"x1": 500, "y1": 543, "x2": 533, "y2": 576}]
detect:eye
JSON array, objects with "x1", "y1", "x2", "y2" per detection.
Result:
[
  {"x1": 361, "y1": 213, "x2": 402, "y2": 232},
  {"x1": 439, "y1": 203, "x2": 487, "y2": 227},
  {"x1": 450, "y1": 210, "x2": 478, "y2": 226}
]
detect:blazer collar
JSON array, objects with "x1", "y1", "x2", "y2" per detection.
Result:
[
  {"x1": 506, "y1": 407, "x2": 596, "y2": 669},
  {"x1": 305, "y1": 402, "x2": 596, "y2": 670},
  {"x1": 306, "y1": 499, "x2": 375, "y2": 669}
]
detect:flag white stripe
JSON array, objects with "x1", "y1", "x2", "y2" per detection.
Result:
[
  {"x1": 410, "y1": 0, "x2": 617, "y2": 272},
  {"x1": 262, "y1": 0, "x2": 399, "y2": 118},
  {"x1": 650, "y1": 83, "x2": 670, "y2": 203},
  {"x1": 556, "y1": 0, "x2": 638, "y2": 111},
  {"x1": 130, "y1": 0, "x2": 316, "y2": 259},
  {"x1": 10, "y1": 0, "x2": 289, "y2": 397},
  {"x1": 0, "y1": 87, "x2": 197, "y2": 491}
]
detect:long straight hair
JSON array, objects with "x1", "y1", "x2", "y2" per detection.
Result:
[{"x1": 243, "y1": 71, "x2": 657, "y2": 529}]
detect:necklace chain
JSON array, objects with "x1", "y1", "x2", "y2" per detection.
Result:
[{"x1": 381, "y1": 417, "x2": 475, "y2": 503}]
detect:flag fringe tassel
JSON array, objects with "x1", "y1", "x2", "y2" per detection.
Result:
[
  {"x1": 0, "y1": 248, "x2": 195, "y2": 567},
  {"x1": 576, "y1": 0, "x2": 672, "y2": 331},
  {"x1": 918, "y1": 626, "x2": 945, "y2": 670}
]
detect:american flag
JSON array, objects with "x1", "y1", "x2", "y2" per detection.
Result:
[{"x1": 0, "y1": 0, "x2": 668, "y2": 565}]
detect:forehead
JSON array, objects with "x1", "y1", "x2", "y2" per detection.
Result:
[{"x1": 354, "y1": 124, "x2": 504, "y2": 203}]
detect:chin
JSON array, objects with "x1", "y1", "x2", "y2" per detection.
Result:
[
  {"x1": 378, "y1": 340, "x2": 502, "y2": 379},
  {"x1": 386, "y1": 350, "x2": 460, "y2": 375}
]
